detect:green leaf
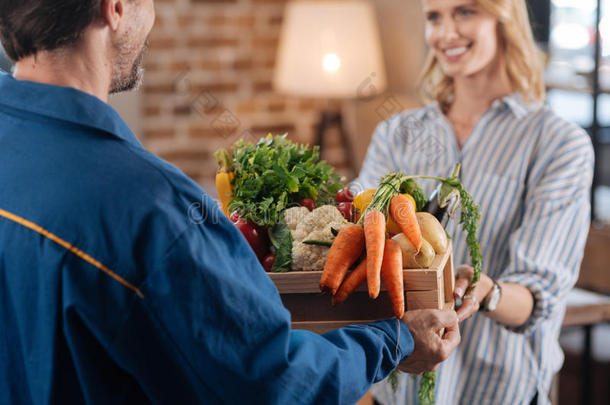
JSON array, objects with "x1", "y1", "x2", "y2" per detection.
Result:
[
  {"x1": 301, "y1": 183, "x2": 318, "y2": 200},
  {"x1": 302, "y1": 240, "x2": 333, "y2": 247},
  {"x1": 286, "y1": 175, "x2": 299, "y2": 193},
  {"x1": 401, "y1": 178, "x2": 428, "y2": 211},
  {"x1": 270, "y1": 219, "x2": 292, "y2": 272}
]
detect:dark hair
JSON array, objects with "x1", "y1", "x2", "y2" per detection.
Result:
[{"x1": 0, "y1": 0, "x2": 101, "y2": 61}]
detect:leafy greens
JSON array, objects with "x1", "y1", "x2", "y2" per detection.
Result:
[{"x1": 227, "y1": 134, "x2": 343, "y2": 227}]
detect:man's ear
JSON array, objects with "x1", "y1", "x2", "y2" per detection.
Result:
[{"x1": 100, "y1": 0, "x2": 124, "y2": 31}]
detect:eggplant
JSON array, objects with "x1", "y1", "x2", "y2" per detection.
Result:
[{"x1": 423, "y1": 163, "x2": 461, "y2": 228}]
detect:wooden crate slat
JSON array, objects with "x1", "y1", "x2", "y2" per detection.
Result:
[
  {"x1": 407, "y1": 289, "x2": 442, "y2": 310},
  {"x1": 443, "y1": 253, "x2": 455, "y2": 304},
  {"x1": 268, "y1": 271, "x2": 322, "y2": 293},
  {"x1": 280, "y1": 291, "x2": 394, "y2": 322},
  {"x1": 291, "y1": 301, "x2": 457, "y2": 333},
  {"x1": 292, "y1": 320, "x2": 372, "y2": 334},
  {"x1": 269, "y1": 269, "x2": 442, "y2": 293},
  {"x1": 270, "y1": 267, "x2": 445, "y2": 294},
  {"x1": 403, "y1": 269, "x2": 442, "y2": 291}
]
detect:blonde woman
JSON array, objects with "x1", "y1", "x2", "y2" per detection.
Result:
[{"x1": 354, "y1": 0, "x2": 594, "y2": 404}]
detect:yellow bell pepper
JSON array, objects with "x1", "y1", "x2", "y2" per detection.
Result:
[
  {"x1": 353, "y1": 189, "x2": 376, "y2": 223},
  {"x1": 214, "y1": 149, "x2": 234, "y2": 218}
]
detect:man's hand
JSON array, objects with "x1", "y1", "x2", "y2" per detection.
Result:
[{"x1": 398, "y1": 309, "x2": 460, "y2": 373}]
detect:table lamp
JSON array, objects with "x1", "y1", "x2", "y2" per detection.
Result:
[{"x1": 273, "y1": 0, "x2": 387, "y2": 176}]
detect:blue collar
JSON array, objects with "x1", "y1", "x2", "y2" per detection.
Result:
[{"x1": 0, "y1": 71, "x2": 141, "y2": 148}]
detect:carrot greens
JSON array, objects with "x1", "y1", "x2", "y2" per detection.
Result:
[{"x1": 377, "y1": 164, "x2": 481, "y2": 404}]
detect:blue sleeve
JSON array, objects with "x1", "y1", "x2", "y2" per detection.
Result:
[{"x1": 110, "y1": 196, "x2": 413, "y2": 404}]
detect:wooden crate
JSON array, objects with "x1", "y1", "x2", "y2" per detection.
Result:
[{"x1": 268, "y1": 242, "x2": 454, "y2": 334}]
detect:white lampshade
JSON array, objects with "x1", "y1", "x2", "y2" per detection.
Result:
[{"x1": 273, "y1": 0, "x2": 387, "y2": 99}]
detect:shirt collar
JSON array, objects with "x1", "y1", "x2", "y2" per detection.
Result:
[
  {"x1": 495, "y1": 92, "x2": 541, "y2": 119},
  {"x1": 424, "y1": 92, "x2": 541, "y2": 120},
  {"x1": 0, "y1": 71, "x2": 142, "y2": 148}
]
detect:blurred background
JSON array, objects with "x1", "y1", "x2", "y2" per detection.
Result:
[{"x1": 1, "y1": 0, "x2": 608, "y2": 403}]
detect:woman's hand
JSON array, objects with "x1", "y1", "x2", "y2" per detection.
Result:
[
  {"x1": 453, "y1": 266, "x2": 536, "y2": 327},
  {"x1": 453, "y1": 265, "x2": 493, "y2": 322}
]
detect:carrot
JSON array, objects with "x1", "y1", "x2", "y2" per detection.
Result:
[
  {"x1": 389, "y1": 194, "x2": 422, "y2": 252},
  {"x1": 381, "y1": 239, "x2": 404, "y2": 318},
  {"x1": 364, "y1": 210, "x2": 386, "y2": 299},
  {"x1": 332, "y1": 257, "x2": 367, "y2": 305},
  {"x1": 320, "y1": 224, "x2": 365, "y2": 294}
]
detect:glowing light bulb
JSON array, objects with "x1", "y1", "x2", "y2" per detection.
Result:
[{"x1": 322, "y1": 53, "x2": 341, "y2": 73}]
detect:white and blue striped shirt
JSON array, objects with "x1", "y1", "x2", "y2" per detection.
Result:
[{"x1": 353, "y1": 93, "x2": 594, "y2": 405}]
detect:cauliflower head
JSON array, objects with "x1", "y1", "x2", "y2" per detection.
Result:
[
  {"x1": 292, "y1": 205, "x2": 346, "y2": 242},
  {"x1": 291, "y1": 205, "x2": 347, "y2": 271},
  {"x1": 283, "y1": 206, "x2": 310, "y2": 232}
]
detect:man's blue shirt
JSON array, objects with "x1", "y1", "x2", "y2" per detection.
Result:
[{"x1": 0, "y1": 72, "x2": 413, "y2": 404}]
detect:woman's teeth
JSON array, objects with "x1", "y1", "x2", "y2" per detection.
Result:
[{"x1": 445, "y1": 46, "x2": 469, "y2": 56}]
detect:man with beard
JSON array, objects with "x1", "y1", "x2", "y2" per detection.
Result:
[{"x1": 0, "y1": 1, "x2": 460, "y2": 404}]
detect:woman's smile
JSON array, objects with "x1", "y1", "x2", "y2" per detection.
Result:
[{"x1": 441, "y1": 43, "x2": 472, "y2": 62}]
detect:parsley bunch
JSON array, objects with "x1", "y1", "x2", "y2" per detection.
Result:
[{"x1": 227, "y1": 134, "x2": 343, "y2": 227}]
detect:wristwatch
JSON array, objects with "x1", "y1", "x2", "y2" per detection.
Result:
[{"x1": 480, "y1": 280, "x2": 502, "y2": 312}]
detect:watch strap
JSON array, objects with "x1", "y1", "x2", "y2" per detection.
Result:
[{"x1": 480, "y1": 280, "x2": 502, "y2": 312}]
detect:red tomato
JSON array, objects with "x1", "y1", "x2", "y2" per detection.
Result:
[
  {"x1": 230, "y1": 211, "x2": 269, "y2": 260},
  {"x1": 262, "y1": 253, "x2": 276, "y2": 272},
  {"x1": 337, "y1": 202, "x2": 355, "y2": 222},
  {"x1": 335, "y1": 188, "x2": 354, "y2": 203},
  {"x1": 230, "y1": 210, "x2": 244, "y2": 224},
  {"x1": 300, "y1": 198, "x2": 316, "y2": 211}
]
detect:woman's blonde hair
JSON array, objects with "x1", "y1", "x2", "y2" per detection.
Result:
[{"x1": 420, "y1": 0, "x2": 546, "y2": 111}]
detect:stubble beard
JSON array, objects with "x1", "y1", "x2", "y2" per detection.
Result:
[{"x1": 109, "y1": 37, "x2": 148, "y2": 94}]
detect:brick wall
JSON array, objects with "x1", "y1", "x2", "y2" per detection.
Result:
[{"x1": 142, "y1": 0, "x2": 347, "y2": 195}]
